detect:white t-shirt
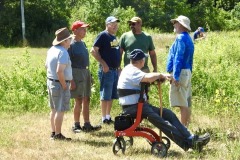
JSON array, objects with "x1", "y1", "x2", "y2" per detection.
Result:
[{"x1": 117, "y1": 64, "x2": 147, "y2": 105}]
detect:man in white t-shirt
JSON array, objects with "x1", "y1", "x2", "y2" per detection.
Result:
[{"x1": 117, "y1": 49, "x2": 210, "y2": 152}]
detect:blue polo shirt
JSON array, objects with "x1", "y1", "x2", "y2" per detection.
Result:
[
  {"x1": 193, "y1": 30, "x2": 201, "y2": 40},
  {"x1": 93, "y1": 31, "x2": 120, "y2": 68},
  {"x1": 166, "y1": 32, "x2": 194, "y2": 81}
]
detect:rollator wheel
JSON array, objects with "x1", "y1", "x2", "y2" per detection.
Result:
[
  {"x1": 151, "y1": 142, "x2": 167, "y2": 158},
  {"x1": 162, "y1": 136, "x2": 171, "y2": 149},
  {"x1": 112, "y1": 137, "x2": 126, "y2": 155},
  {"x1": 125, "y1": 136, "x2": 133, "y2": 148}
]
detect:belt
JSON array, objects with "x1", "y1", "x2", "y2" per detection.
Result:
[
  {"x1": 122, "y1": 104, "x2": 137, "y2": 109},
  {"x1": 109, "y1": 67, "x2": 118, "y2": 70},
  {"x1": 48, "y1": 78, "x2": 70, "y2": 83},
  {"x1": 73, "y1": 66, "x2": 89, "y2": 69}
]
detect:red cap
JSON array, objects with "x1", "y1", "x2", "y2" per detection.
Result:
[{"x1": 71, "y1": 21, "x2": 89, "y2": 31}]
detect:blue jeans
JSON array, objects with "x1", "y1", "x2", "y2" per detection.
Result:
[
  {"x1": 98, "y1": 69, "x2": 118, "y2": 100},
  {"x1": 123, "y1": 103, "x2": 193, "y2": 150}
]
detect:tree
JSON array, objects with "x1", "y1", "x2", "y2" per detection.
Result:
[{"x1": 0, "y1": 0, "x2": 70, "y2": 47}]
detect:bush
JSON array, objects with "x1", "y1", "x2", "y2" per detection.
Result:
[{"x1": 0, "y1": 49, "x2": 48, "y2": 112}]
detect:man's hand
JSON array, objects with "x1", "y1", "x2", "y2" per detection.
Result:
[
  {"x1": 102, "y1": 64, "x2": 109, "y2": 73},
  {"x1": 171, "y1": 78, "x2": 180, "y2": 87},
  {"x1": 70, "y1": 80, "x2": 76, "y2": 90},
  {"x1": 159, "y1": 73, "x2": 172, "y2": 82}
]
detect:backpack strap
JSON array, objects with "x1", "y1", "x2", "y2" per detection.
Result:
[{"x1": 117, "y1": 89, "x2": 140, "y2": 97}]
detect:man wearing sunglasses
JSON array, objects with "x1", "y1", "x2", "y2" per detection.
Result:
[{"x1": 119, "y1": 17, "x2": 157, "y2": 73}]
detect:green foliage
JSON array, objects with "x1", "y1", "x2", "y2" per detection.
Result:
[
  {"x1": 0, "y1": 31, "x2": 240, "y2": 118},
  {"x1": 0, "y1": 0, "x2": 70, "y2": 47},
  {"x1": 192, "y1": 31, "x2": 240, "y2": 115},
  {"x1": 0, "y1": 49, "x2": 48, "y2": 112},
  {"x1": 69, "y1": 0, "x2": 135, "y2": 36},
  {"x1": 111, "y1": 6, "x2": 136, "y2": 36},
  {"x1": 1, "y1": 0, "x2": 240, "y2": 47}
]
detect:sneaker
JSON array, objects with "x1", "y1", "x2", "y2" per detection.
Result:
[
  {"x1": 82, "y1": 123, "x2": 102, "y2": 132},
  {"x1": 102, "y1": 119, "x2": 108, "y2": 124},
  {"x1": 72, "y1": 125, "x2": 82, "y2": 133},
  {"x1": 53, "y1": 133, "x2": 72, "y2": 141},
  {"x1": 107, "y1": 118, "x2": 114, "y2": 124},
  {"x1": 192, "y1": 133, "x2": 210, "y2": 152},
  {"x1": 50, "y1": 132, "x2": 55, "y2": 140},
  {"x1": 198, "y1": 133, "x2": 210, "y2": 145}
]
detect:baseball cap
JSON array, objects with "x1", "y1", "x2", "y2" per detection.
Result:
[
  {"x1": 71, "y1": 20, "x2": 89, "y2": 31},
  {"x1": 105, "y1": 16, "x2": 120, "y2": 24},
  {"x1": 130, "y1": 49, "x2": 148, "y2": 61},
  {"x1": 198, "y1": 27, "x2": 204, "y2": 32},
  {"x1": 128, "y1": 17, "x2": 142, "y2": 24}
]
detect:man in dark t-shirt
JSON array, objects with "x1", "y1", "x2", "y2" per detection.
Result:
[
  {"x1": 69, "y1": 20, "x2": 101, "y2": 132},
  {"x1": 91, "y1": 16, "x2": 120, "y2": 124}
]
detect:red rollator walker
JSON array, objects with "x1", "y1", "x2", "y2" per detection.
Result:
[{"x1": 113, "y1": 82, "x2": 171, "y2": 158}]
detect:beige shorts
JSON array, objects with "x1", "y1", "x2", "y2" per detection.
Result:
[
  {"x1": 71, "y1": 68, "x2": 91, "y2": 98},
  {"x1": 169, "y1": 69, "x2": 192, "y2": 107}
]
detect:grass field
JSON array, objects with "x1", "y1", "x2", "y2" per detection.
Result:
[{"x1": 0, "y1": 31, "x2": 239, "y2": 159}]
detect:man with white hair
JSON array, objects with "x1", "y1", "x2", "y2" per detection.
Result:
[
  {"x1": 118, "y1": 49, "x2": 210, "y2": 152},
  {"x1": 166, "y1": 15, "x2": 194, "y2": 126}
]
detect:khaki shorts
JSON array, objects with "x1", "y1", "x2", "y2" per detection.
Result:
[
  {"x1": 47, "y1": 80, "x2": 71, "y2": 112},
  {"x1": 169, "y1": 69, "x2": 192, "y2": 107},
  {"x1": 71, "y1": 68, "x2": 91, "y2": 98}
]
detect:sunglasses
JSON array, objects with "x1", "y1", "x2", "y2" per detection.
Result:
[{"x1": 129, "y1": 23, "x2": 136, "y2": 26}]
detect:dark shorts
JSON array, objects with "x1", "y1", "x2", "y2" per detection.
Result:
[
  {"x1": 98, "y1": 69, "x2": 118, "y2": 100},
  {"x1": 47, "y1": 80, "x2": 71, "y2": 112}
]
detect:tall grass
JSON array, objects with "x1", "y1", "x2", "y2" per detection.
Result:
[
  {"x1": 192, "y1": 31, "x2": 240, "y2": 116},
  {"x1": 0, "y1": 31, "x2": 239, "y2": 159}
]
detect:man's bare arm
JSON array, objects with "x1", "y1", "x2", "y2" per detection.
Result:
[{"x1": 149, "y1": 50, "x2": 157, "y2": 72}]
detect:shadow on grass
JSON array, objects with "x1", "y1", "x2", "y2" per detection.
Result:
[
  {"x1": 166, "y1": 150, "x2": 183, "y2": 158},
  {"x1": 90, "y1": 130, "x2": 114, "y2": 137},
  {"x1": 122, "y1": 146, "x2": 183, "y2": 158}
]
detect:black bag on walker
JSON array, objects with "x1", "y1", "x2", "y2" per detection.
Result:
[{"x1": 114, "y1": 115, "x2": 134, "y2": 131}]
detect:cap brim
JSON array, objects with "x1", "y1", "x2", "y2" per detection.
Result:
[
  {"x1": 128, "y1": 20, "x2": 138, "y2": 23},
  {"x1": 106, "y1": 19, "x2": 120, "y2": 24},
  {"x1": 81, "y1": 24, "x2": 89, "y2": 27},
  {"x1": 114, "y1": 19, "x2": 120, "y2": 22}
]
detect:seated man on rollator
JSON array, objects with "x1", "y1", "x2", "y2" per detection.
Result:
[{"x1": 117, "y1": 49, "x2": 210, "y2": 151}]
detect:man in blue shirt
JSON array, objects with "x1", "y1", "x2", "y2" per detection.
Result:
[
  {"x1": 69, "y1": 20, "x2": 101, "y2": 133},
  {"x1": 166, "y1": 15, "x2": 194, "y2": 126},
  {"x1": 193, "y1": 27, "x2": 205, "y2": 41},
  {"x1": 91, "y1": 16, "x2": 121, "y2": 124},
  {"x1": 118, "y1": 49, "x2": 210, "y2": 152}
]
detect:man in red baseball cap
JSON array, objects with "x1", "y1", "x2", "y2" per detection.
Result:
[{"x1": 69, "y1": 20, "x2": 102, "y2": 133}]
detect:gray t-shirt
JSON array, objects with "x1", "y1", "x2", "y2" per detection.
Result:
[
  {"x1": 46, "y1": 45, "x2": 72, "y2": 80},
  {"x1": 117, "y1": 64, "x2": 146, "y2": 105},
  {"x1": 68, "y1": 40, "x2": 89, "y2": 68}
]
